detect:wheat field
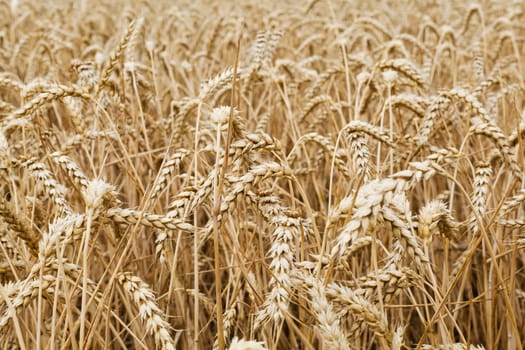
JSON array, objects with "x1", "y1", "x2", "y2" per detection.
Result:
[{"x1": 0, "y1": 0, "x2": 524, "y2": 349}]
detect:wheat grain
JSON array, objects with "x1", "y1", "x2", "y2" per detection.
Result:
[
  {"x1": 147, "y1": 149, "x2": 189, "y2": 207},
  {"x1": 255, "y1": 210, "x2": 301, "y2": 327},
  {"x1": 418, "y1": 200, "x2": 458, "y2": 244},
  {"x1": 106, "y1": 207, "x2": 193, "y2": 232},
  {"x1": 227, "y1": 337, "x2": 267, "y2": 350},
  {"x1": 3, "y1": 86, "x2": 91, "y2": 132},
  {"x1": 379, "y1": 58, "x2": 427, "y2": 88},
  {"x1": 0, "y1": 199, "x2": 39, "y2": 254},
  {"x1": 118, "y1": 272, "x2": 176, "y2": 350},
  {"x1": 330, "y1": 159, "x2": 443, "y2": 261},
  {"x1": 23, "y1": 158, "x2": 72, "y2": 215},
  {"x1": 297, "y1": 273, "x2": 350, "y2": 350},
  {"x1": 327, "y1": 282, "x2": 392, "y2": 344},
  {"x1": 96, "y1": 19, "x2": 137, "y2": 95},
  {"x1": 470, "y1": 122, "x2": 521, "y2": 178},
  {"x1": 288, "y1": 132, "x2": 351, "y2": 179}
]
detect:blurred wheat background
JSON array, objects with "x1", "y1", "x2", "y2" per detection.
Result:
[{"x1": 0, "y1": 0, "x2": 524, "y2": 349}]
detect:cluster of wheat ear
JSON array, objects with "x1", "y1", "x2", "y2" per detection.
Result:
[{"x1": 1, "y1": 0, "x2": 525, "y2": 349}]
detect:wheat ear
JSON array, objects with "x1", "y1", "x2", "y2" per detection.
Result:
[{"x1": 118, "y1": 272, "x2": 176, "y2": 350}]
